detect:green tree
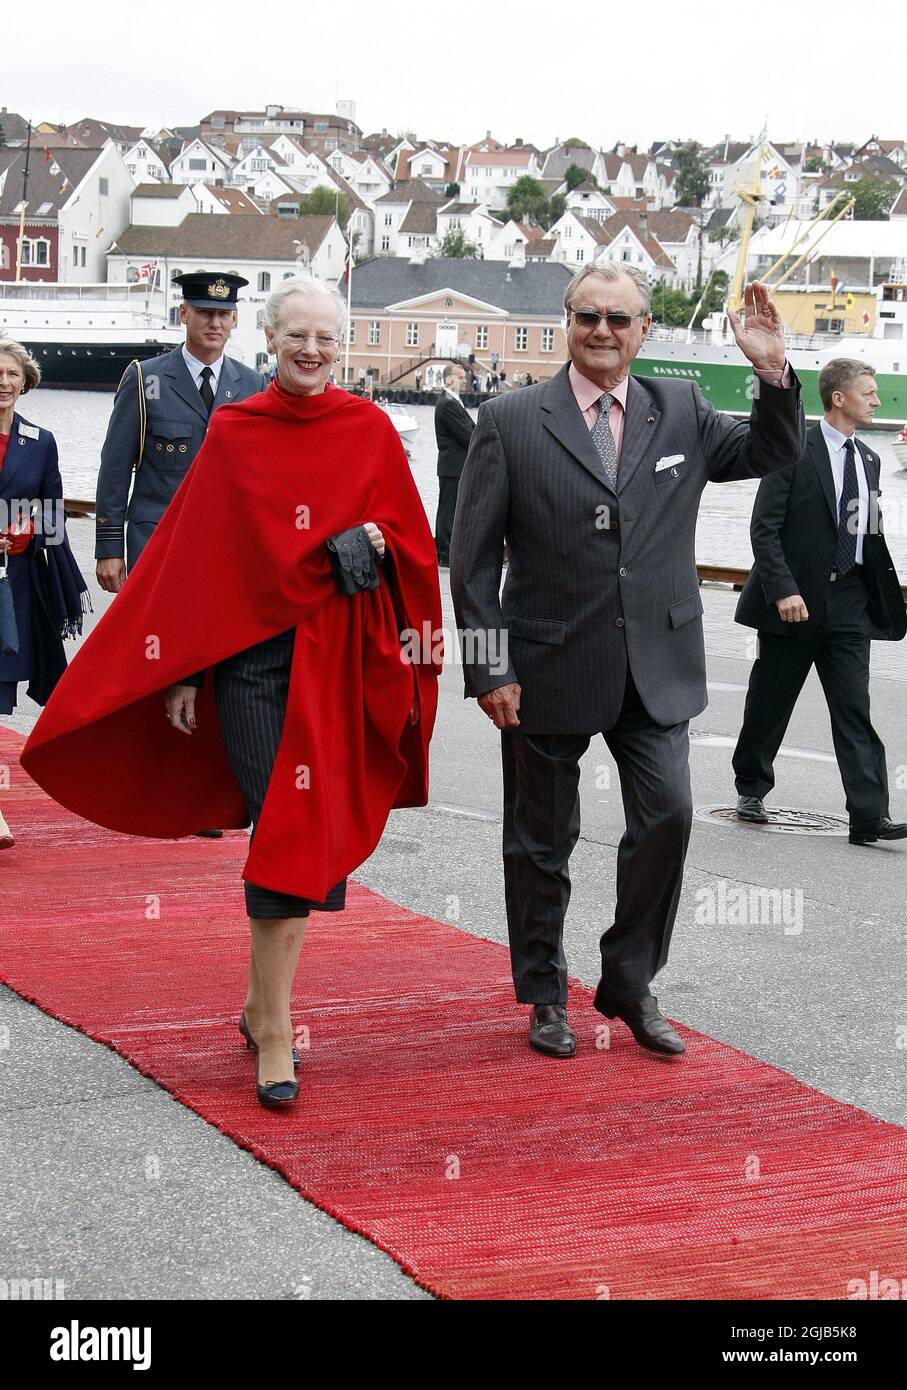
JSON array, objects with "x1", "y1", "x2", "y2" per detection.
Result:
[
  {"x1": 545, "y1": 193, "x2": 567, "y2": 228},
  {"x1": 296, "y1": 185, "x2": 348, "y2": 223},
  {"x1": 849, "y1": 177, "x2": 897, "y2": 220},
  {"x1": 564, "y1": 163, "x2": 592, "y2": 191},
  {"x1": 507, "y1": 174, "x2": 548, "y2": 225},
  {"x1": 561, "y1": 138, "x2": 590, "y2": 149},
  {"x1": 708, "y1": 223, "x2": 739, "y2": 245},
  {"x1": 444, "y1": 181, "x2": 460, "y2": 198},
  {"x1": 803, "y1": 155, "x2": 829, "y2": 174},
  {"x1": 437, "y1": 227, "x2": 478, "y2": 258},
  {"x1": 675, "y1": 141, "x2": 711, "y2": 208}
]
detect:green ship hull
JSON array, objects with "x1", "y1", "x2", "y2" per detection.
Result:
[{"x1": 634, "y1": 353, "x2": 905, "y2": 427}]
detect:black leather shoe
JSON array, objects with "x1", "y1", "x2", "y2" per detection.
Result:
[
  {"x1": 849, "y1": 817, "x2": 907, "y2": 845},
  {"x1": 593, "y1": 985, "x2": 686, "y2": 1056},
  {"x1": 240, "y1": 1011, "x2": 301, "y2": 1068},
  {"x1": 529, "y1": 1005, "x2": 576, "y2": 1058},
  {"x1": 736, "y1": 795, "x2": 768, "y2": 823},
  {"x1": 255, "y1": 1048, "x2": 299, "y2": 1108}
]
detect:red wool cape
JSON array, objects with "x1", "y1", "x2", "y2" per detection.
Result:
[{"x1": 21, "y1": 383, "x2": 442, "y2": 901}]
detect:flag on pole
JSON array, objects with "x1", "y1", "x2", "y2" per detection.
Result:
[
  {"x1": 830, "y1": 269, "x2": 839, "y2": 309},
  {"x1": 43, "y1": 146, "x2": 52, "y2": 162}
]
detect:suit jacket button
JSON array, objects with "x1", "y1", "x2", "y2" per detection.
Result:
[
  {"x1": 615, "y1": 617, "x2": 625, "y2": 628},
  {"x1": 619, "y1": 566, "x2": 628, "y2": 577},
  {"x1": 156, "y1": 443, "x2": 162, "y2": 451},
  {"x1": 166, "y1": 444, "x2": 174, "y2": 452}
]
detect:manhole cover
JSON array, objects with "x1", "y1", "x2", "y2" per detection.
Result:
[{"x1": 694, "y1": 804, "x2": 849, "y2": 836}]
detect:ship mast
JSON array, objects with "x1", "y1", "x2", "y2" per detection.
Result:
[{"x1": 727, "y1": 133, "x2": 768, "y2": 315}]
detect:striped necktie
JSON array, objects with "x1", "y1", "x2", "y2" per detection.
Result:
[{"x1": 591, "y1": 392, "x2": 617, "y2": 490}]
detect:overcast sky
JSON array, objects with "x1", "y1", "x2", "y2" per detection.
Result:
[{"x1": 5, "y1": 0, "x2": 900, "y2": 151}]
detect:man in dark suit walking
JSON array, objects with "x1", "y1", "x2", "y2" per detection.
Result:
[
  {"x1": 95, "y1": 271, "x2": 267, "y2": 591},
  {"x1": 451, "y1": 265, "x2": 803, "y2": 1059},
  {"x1": 733, "y1": 358, "x2": 906, "y2": 844},
  {"x1": 434, "y1": 365, "x2": 474, "y2": 567}
]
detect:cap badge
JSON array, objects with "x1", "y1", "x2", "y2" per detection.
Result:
[{"x1": 208, "y1": 278, "x2": 230, "y2": 300}]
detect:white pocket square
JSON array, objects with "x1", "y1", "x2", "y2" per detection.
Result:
[{"x1": 655, "y1": 454, "x2": 684, "y2": 472}]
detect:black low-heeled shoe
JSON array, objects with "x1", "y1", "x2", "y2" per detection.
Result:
[
  {"x1": 239, "y1": 1011, "x2": 301, "y2": 1068},
  {"x1": 255, "y1": 1050, "x2": 299, "y2": 1108}
]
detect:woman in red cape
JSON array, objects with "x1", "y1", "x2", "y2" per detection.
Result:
[{"x1": 22, "y1": 276, "x2": 442, "y2": 1107}]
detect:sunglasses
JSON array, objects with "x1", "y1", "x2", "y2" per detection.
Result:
[{"x1": 570, "y1": 309, "x2": 645, "y2": 331}]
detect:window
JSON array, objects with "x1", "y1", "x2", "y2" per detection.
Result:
[
  {"x1": 251, "y1": 159, "x2": 270, "y2": 172},
  {"x1": 563, "y1": 224, "x2": 572, "y2": 239},
  {"x1": 189, "y1": 158, "x2": 206, "y2": 170},
  {"x1": 621, "y1": 247, "x2": 631, "y2": 262},
  {"x1": 169, "y1": 306, "x2": 181, "y2": 326},
  {"x1": 256, "y1": 310, "x2": 265, "y2": 329},
  {"x1": 22, "y1": 238, "x2": 50, "y2": 266},
  {"x1": 368, "y1": 321, "x2": 380, "y2": 345},
  {"x1": 405, "y1": 322, "x2": 419, "y2": 347},
  {"x1": 384, "y1": 212, "x2": 393, "y2": 226},
  {"x1": 476, "y1": 325, "x2": 488, "y2": 349},
  {"x1": 99, "y1": 177, "x2": 109, "y2": 196},
  {"x1": 541, "y1": 328, "x2": 555, "y2": 352},
  {"x1": 347, "y1": 320, "x2": 356, "y2": 344},
  {"x1": 314, "y1": 121, "x2": 329, "y2": 133},
  {"x1": 576, "y1": 249, "x2": 585, "y2": 262},
  {"x1": 255, "y1": 351, "x2": 269, "y2": 370},
  {"x1": 380, "y1": 235, "x2": 390, "y2": 251},
  {"x1": 515, "y1": 327, "x2": 528, "y2": 351},
  {"x1": 325, "y1": 139, "x2": 339, "y2": 151},
  {"x1": 421, "y1": 163, "x2": 433, "y2": 175},
  {"x1": 0, "y1": 244, "x2": 9, "y2": 271},
  {"x1": 258, "y1": 271, "x2": 271, "y2": 292}
]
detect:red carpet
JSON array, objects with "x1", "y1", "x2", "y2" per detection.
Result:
[{"x1": 2, "y1": 728, "x2": 906, "y2": 1300}]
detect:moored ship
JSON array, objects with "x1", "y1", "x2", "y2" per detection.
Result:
[{"x1": 0, "y1": 282, "x2": 182, "y2": 388}]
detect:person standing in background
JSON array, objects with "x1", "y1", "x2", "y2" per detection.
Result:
[{"x1": 433, "y1": 365, "x2": 474, "y2": 569}]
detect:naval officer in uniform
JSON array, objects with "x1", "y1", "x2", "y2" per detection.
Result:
[{"x1": 95, "y1": 271, "x2": 267, "y2": 592}]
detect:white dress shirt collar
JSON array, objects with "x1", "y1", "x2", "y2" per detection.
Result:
[{"x1": 181, "y1": 344, "x2": 224, "y2": 391}]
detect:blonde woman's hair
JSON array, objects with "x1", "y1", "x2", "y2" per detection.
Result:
[{"x1": 0, "y1": 337, "x2": 41, "y2": 393}]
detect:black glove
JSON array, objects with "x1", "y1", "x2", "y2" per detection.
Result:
[{"x1": 326, "y1": 526, "x2": 381, "y2": 596}]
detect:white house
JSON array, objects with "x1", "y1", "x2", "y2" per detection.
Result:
[
  {"x1": 549, "y1": 210, "x2": 611, "y2": 267},
  {"x1": 59, "y1": 144, "x2": 135, "y2": 283},
  {"x1": 462, "y1": 147, "x2": 539, "y2": 211},
  {"x1": 129, "y1": 182, "x2": 197, "y2": 227},
  {"x1": 373, "y1": 180, "x2": 443, "y2": 256},
  {"x1": 485, "y1": 218, "x2": 545, "y2": 262},
  {"x1": 122, "y1": 139, "x2": 170, "y2": 185},
  {"x1": 170, "y1": 138, "x2": 235, "y2": 186},
  {"x1": 107, "y1": 213, "x2": 347, "y2": 369},
  {"x1": 229, "y1": 143, "x2": 279, "y2": 187},
  {"x1": 565, "y1": 179, "x2": 618, "y2": 222},
  {"x1": 325, "y1": 150, "x2": 392, "y2": 206},
  {"x1": 435, "y1": 200, "x2": 497, "y2": 256}
]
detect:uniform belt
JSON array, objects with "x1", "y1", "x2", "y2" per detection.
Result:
[{"x1": 829, "y1": 563, "x2": 864, "y2": 583}]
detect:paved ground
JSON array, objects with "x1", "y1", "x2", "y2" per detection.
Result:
[{"x1": 1, "y1": 519, "x2": 905, "y2": 1299}]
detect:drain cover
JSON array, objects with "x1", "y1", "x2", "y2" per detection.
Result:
[{"x1": 694, "y1": 804, "x2": 849, "y2": 836}]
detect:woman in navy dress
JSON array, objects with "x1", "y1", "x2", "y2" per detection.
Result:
[{"x1": 0, "y1": 338, "x2": 89, "y2": 849}]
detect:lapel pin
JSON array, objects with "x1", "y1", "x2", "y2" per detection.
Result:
[
  {"x1": 646, "y1": 415, "x2": 655, "y2": 424},
  {"x1": 225, "y1": 390, "x2": 233, "y2": 399}
]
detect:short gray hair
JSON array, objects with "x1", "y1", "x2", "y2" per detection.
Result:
[
  {"x1": 564, "y1": 261, "x2": 651, "y2": 318},
  {"x1": 263, "y1": 274, "x2": 347, "y2": 337},
  {"x1": 0, "y1": 336, "x2": 41, "y2": 393},
  {"x1": 818, "y1": 357, "x2": 875, "y2": 410}
]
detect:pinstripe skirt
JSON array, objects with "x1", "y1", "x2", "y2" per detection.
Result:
[{"x1": 214, "y1": 627, "x2": 347, "y2": 919}]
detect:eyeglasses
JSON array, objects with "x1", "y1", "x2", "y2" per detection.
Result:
[
  {"x1": 283, "y1": 331, "x2": 339, "y2": 349},
  {"x1": 569, "y1": 309, "x2": 645, "y2": 331}
]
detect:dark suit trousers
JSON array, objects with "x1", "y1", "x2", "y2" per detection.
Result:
[
  {"x1": 501, "y1": 669, "x2": 693, "y2": 1005},
  {"x1": 733, "y1": 572, "x2": 888, "y2": 821},
  {"x1": 434, "y1": 476, "x2": 460, "y2": 564},
  {"x1": 214, "y1": 628, "x2": 347, "y2": 919}
]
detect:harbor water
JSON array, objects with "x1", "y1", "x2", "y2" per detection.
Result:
[{"x1": 25, "y1": 386, "x2": 907, "y2": 573}]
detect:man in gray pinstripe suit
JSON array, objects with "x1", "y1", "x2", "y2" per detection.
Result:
[{"x1": 450, "y1": 267, "x2": 803, "y2": 1058}]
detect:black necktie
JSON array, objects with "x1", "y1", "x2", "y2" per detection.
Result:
[
  {"x1": 199, "y1": 366, "x2": 215, "y2": 415},
  {"x1": 834, "y1": 438, "x2": 859, "y2": 577}
]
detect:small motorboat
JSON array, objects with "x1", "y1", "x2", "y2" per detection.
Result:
[
  {"x1": 894, "y1": 425, "x2": 907, "y2": 471},
  {"x1": 377, "y1": 402, "x2": 419, "y2": 439}
]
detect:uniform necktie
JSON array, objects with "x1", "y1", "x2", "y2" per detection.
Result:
[
  {"x1": 591, "y1": 392, "x2": 618, "y2": 491},
  {"x1": 834, "y1": 438, "x2": 859, "y2": 577},
  {"x1": 199, "y1": 366, "x2": 215, "y2": 415}
]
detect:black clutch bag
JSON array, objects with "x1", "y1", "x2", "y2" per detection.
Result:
[{"x1": 326, "y1": 526, "x2": 381, "y2": 596}]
